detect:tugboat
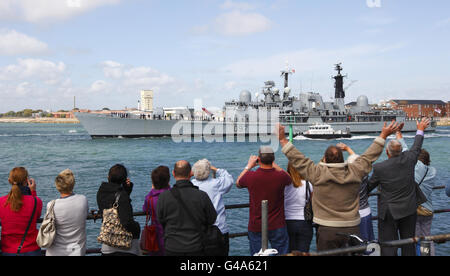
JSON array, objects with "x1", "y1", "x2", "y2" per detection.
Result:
[{"x1": 300, "y1": 124, "x2": 352, "y2": 139}]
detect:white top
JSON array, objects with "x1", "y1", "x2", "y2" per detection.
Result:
[
  {"x1": 192, "y1": 169, "x2": 234, "y2": 234},
  {"x1": 45, "y1": 194, "x2": 89, "y2": 256},
  {"x1": 284, "y1": 180, "x2": 313, "y2": 221}
]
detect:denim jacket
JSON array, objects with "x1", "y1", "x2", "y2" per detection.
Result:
[{"x1": 398, "y1": 138, "x2": 436, "y2": 211}]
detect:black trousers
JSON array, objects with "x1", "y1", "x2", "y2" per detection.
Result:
[
  {"x1": 379, "y1": 209, "x2": 417, "y2": 256},
  {"x1": 222, "y1": 232, "x2": 230, "y2": 256}
]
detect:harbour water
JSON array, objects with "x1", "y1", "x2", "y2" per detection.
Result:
[{"x1": 0, "y1": 123, "x2": 449, "y2": 256}]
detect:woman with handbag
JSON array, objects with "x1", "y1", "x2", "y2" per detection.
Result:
[
  {"x1": 141, "y1": 166, "x2": 171, "y2": 256},
  {"x1": 97, "y1": 164, "x2": 141, "y2": 256},
  {"x1": 41, "y1": 169, "x2": 89, "y2": 256},
  {"x1": 284, "y1": 162, "x2": 314, "y2": 253},
  {"x1": 0, "y1": 167, "x2": 43, "y2": 256}
]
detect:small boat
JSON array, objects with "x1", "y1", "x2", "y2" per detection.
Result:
[{"x1": 300, "y1": 124, "x2": 352, "y2": 139}]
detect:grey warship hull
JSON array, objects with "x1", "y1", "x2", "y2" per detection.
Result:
[{"x1": 75, "y1": 112, "x2": 435, "y2": 138}]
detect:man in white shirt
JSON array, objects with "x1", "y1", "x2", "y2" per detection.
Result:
[{"x1": 192, "y1": 159, "x2": 234, "y2": 256}]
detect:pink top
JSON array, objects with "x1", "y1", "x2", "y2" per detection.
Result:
[{"x1": 0, "y1": 191, "x2": 43, "y2": 254}]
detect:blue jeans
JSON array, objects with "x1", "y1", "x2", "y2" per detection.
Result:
[
  {"x1": 248, "y1": 226, "x2": 289, "y2": 256},
  {"x1": 359, "y1": 214, "x2": 375, "y2": 242},
  {"x1": 286, "y1": 220, "x2": 313, "y2": 253}
]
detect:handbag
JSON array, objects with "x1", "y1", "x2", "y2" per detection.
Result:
[
  {"x1": 170, "y1": 188, "x2": 225, "y2": 256},
  {"x1": 36, "y1": 200, "x2": 57, "y2": 248},
  {"x1": 304, "y1": 181, "x2": 313, "y2": 222},
  {"x1": 17, "y1": 196, "x2": 37, "y2": 254},
  {"x1": 140, "y1": 197, "x2": 159, "y2": 252},
  {"x1": 97, "y1": 192, "x2": 133, "y2": 249}
]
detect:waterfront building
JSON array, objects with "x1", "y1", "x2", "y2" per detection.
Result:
[
  {"x1": 389, "y1": 100, "x2": 447, "y2": 119},
  {"x1": 140, "y1": 90, "x2": 154, "y2": 112}
]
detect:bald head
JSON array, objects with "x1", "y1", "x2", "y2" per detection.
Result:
[
  {"x1": 174, "y1": 160, "x2": 192, "y2": 179},
  {"x1": 387, "y1": 140, "x2": 402, "y2": 158}
]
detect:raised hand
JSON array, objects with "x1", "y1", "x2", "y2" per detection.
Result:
[
  {"x1": 380, "y1": 120, "x2": 401, "y2": 139},
  {"x1": 276, "y1": 123, "x2": 289, "y2": 147},
  {"x1": 336, "y1": 143, "x2": 349, "y2": 152},
  {"x1": 247, "y1": 155, "x2": 259, "y2": 170},
  {"x1": 417, "y1": 118, "x2": 431, "y2": 131},
  {"x1": 27, "y1": 178, "x2": 36, "y2": 191},
  {"x1": 396, "y1": 122, "x2": 405, "y2": 140}
]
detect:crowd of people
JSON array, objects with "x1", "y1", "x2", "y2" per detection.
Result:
[{"x1": 0, "y1": 118, "x2": 445, "y2": 256}]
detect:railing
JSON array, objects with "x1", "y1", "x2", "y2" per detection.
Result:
[{"x1": 16, "y1": 185, "x2": 448, "y2": 255}]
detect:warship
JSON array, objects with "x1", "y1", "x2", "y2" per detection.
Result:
[{"x1": 75, "y1": 63, "x2": 437, "y2": 138}]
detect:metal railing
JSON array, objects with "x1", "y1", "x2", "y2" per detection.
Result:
[{"x1": 13, "y1": 185, "x2": 447, "y2": 255}]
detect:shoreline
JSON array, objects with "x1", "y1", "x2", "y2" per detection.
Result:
[{"x1": 0, "y1": 118, "x2": 80, "y2": 124}]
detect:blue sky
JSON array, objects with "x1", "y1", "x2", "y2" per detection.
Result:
[{"x1": 0, "y1": 0, "x2": 449, "y2": 112}]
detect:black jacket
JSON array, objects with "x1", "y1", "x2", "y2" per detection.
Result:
[
  {"x1": 156, "y1": 180, "x2": 217, "y2": 253},
  {"x1": 96, "y1": 181, "x2": 140, "y2": 239},
  {"x1": 368, "y1": 134, "x2": 424, "y2": 220}
]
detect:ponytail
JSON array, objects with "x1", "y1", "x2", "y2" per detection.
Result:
[
  {"x1": 5, "y1": 167, "x2": 28, "y2": 212},
  {"x1": 6, "y1": 184, "x2": 23, "y2": 212},
  {"x1": 287, "y1": 163, "x2": 304, "y2": 188}
]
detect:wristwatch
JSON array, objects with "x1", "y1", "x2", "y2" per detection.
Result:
[{"x1": 245, "y1": 166, "x2": 250, "y2": 171}]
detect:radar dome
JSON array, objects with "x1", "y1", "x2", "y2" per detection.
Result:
[
  {"x1": 239, "y1": 90, "x2": 252, "y2": 103},
  {"x1": 357, "y1": 95, "x2": 369, "y2": 107}
]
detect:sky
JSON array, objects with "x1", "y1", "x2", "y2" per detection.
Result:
[{"x1": 0, "y1": 0, "x2": 449, "y2": 112}]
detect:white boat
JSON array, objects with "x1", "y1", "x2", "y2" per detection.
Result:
[{"x1": 300, "y1": 124, "x2": 352, "y2": 139}]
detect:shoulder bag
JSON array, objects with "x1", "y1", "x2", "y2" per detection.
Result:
[
  {"x1": 97, "y1": 192, "x2": 133, "y2": 249},
  {"x1": 17, "y1": 196, "x2": 37, "y2": 254},
  {"x1": 36, "y1": 199, "x2": 57, "y2": 248},
  {"x1": 304, "y1": 181, "x2": 313, "y2": 223},
  {"x1": 170, "y1": 188, "x2": 224, "y2": 256},
  {"x1": 140, "y1": 197, "x2": 159, "y2": 253}
]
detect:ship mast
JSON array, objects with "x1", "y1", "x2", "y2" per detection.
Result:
[
  {"x1": 280, "y1": 61, "x2": 295, "y2": 89},
  {"x1": 333, "y1": 63, "x2": 347, "y2": 99}
]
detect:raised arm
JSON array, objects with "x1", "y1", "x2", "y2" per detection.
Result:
[
  {"x1": 278, "y1": 124, "x2": 322, "y2": 184},
  {"x1": 350, "y1": 121, "x2": 400, "y2": 177},
  {"x1": 236, "y1": 156, "x2": 258, "y2": 189},
  {"x1": 212, "y1": 166, "x2": 234, "y2": 193},
  {"x1": 405, "y1": 118, "x2": 431, "y2": 161}
]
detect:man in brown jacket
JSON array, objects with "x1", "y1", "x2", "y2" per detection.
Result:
[{"x1": 277, "y1": 122, "x2": 400, "y2": 253}]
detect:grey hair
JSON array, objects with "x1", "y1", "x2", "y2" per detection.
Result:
[
  {"x1": 387, "y1": 140, "x2": 402, "y2": 157},
  {"x1": 193, "y1": 159, "x2": 211, "y2": 181}
]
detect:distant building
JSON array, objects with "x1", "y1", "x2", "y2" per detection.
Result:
[
  {"x1": 140, "y1": 90, "x2": 154, "y2": 112},
  {"x1": 447, "y1": 101, "x2": 450, "y2": 117},
  {"x1": 389, "y1": 100, "x2": 447, "y2": 118},
  {"x1": 51, "y1": 112, "x2": 75, "y2": 119}
]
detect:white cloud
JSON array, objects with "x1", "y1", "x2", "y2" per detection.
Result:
[
  {"x1": 100, "y1": 61, "x2": 176, "y2": 88},
  {"x1": 102, "y1": 60, "x2": 123, "y2": 79},
  {"x1": 192, "y1": 1, "x2": 272, "y2": 37},
  {"x1": 90, "y1": 80, "x2": 110, "y2": 93},
  {"x1": 0, "y1": 58, "x2": 66, "y2": 85},
  {"x1": 220, "y1": 0, "x2": 256, "y2": 11},
  {"x1": 0, "y1": 29, "x2": 49, "y2": 56},
  {"x1": 214, "y1": 10, "x2": 272, "y2": 36},
  {"x1": 0, "y1": 0, "x2": 121, "y2": 23}
]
